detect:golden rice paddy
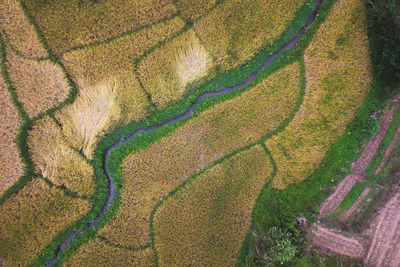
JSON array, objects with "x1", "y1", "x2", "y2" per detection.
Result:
[
  {"x1": 137, "y1": 29, "x2": 213, "y2": 109},
  {"x1": 0, "y1": 0, "x2": 47, "y2": 58},
  {"x1": 266, "y1": 0, "x2": 372, "y2": 189},
  {"x1": 0, "y1": 56, "x2": 23, "y2": 195},
  {"x1": 154, "y1": 145, "x2": 273, "y2": 266},
  {"x1": 0, "y1": 179, "x2": 90, "y2": 266},
  {"x1": 194, "y1": 0, "x2": 306, "y2": 70},
  {"x1": 56, "y1": 80, "x2": 120, "y2": 159},
  {"x1": 99, "y1": 64, "x2": 300, "y2": 247},
  {"x1": 28, "y1": 116, "x2": 96, "y2": 197},
  {"x1": 6, "y1": 48, "x2": 70, "y2": 118},
  {"x1": 62, "y1": 16, "x2": 186, "y2": 124},
  {"x1": 65, "y1": 239, "x2": 154, "y2": 267},
  {"x1": 21, "y1": 0, "x2": 177, "y2": 55}
]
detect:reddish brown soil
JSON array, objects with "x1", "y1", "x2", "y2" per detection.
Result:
[
  {"x1": 311, "y1": 226, "x2": 364, "y2": 258},
  {"x1": 340, "y1": 187, "x2": 371, "y2": 221},
  {"x1": 366, "y1": 192, "x2": 400, "y2": 266},
  {"x1": 352, "y1": 106, "x2": 396, "y2": 175},
  {"x1": 389, "y1": 239, "x2": 400, "y2": 267},
  {"x1": 375, "y1": 123, "x2": 400, "y2": 175},
  {"x1": 319, "y1": 175, "x2": 364, "y2": 215}
]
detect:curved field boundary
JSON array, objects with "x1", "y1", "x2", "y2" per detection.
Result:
[{"x1": 31, "y1": 1, "x2": 327, "y2": 265}]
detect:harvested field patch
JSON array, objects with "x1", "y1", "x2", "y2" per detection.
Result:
[
  {"x1": 21, "y1": 0, "x2": 176, "y2": 55},
  {"x1": 56, "y1": 80, "x2": 120, "y2": 159},
  {"x1": 100, "y1": 64, "x2": 300, "y2": 247},
  {"x1": 137, "y1": 30, "x2": 213, "y2": 109},
  {"x1": 193, "y1": 0, "x2": 306, "y2": 70},
  {"x1": 266, "y1": 0, "x2": 372, "y2": 189},
  {"x1": 311, "y1": 225, "x2": 364, "y2": 258},
  {"x1": 0, "y1": 59, "x2": 23, "y2": 195},
  {"x1": 0, "y1": 179, "x2": 90, "y2": 266},
  {"x1": 28, "y1": 116, "x2": 96, "y2": 197},
  {"x1": 154, "y1": 145, "x2": 273, "y2": 266},
  {"x1": 65, "y1": 239, "x2": 154, "y2": 267},
  {"x1": 62, "y1": 16, "x2": 185, "y2": 123},
  {"x1": 340, "y1": 187, "x2": 371, "y2": 221},
  {"x1": 319, "y1": 175, "x2": 364, "y2": 216},
  {"x1": 0, "y1": 0, "x2": 47, "y2": 58},
  {"x1": 175, "y1": 0, "x2": 217, "y2": 22},
  {"x1": 366, "y1": 192, "x2": 400, "y2": 266},
  {"x1": 374, "y1": 117, "x2": 400, "y2": 175},
  {"x1": 6, "y1": 48, "x2": 70, "y2": 117},
  {"x1": 352, "y1": 105, "x2": 396, "y2": 175}
]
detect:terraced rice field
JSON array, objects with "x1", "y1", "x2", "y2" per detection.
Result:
[{"x1": 0, "y1": 0, "x2": 383, "y2": 266}]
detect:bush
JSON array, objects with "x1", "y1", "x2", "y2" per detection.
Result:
[{"x1": 248, "y1": 226, "x2": 297, "y2": 266}]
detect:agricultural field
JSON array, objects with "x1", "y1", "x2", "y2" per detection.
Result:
[{"x1": 1, "y1": 0, "x2": 398, "y2": 266}]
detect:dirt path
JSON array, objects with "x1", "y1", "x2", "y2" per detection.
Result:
[
  {"x1": 365, "y1": 192, "x2": 400, "y2": 266},
  {"x1": 319, "y1": 104, "x2": 397, "y2": 217},
  {"x1": 319, "y1": 175, "x2": 364, "y2": 215},
  {"x1": 389, "y1": 239, "x2": 400, "y2": 267},
  {"x1": 340, "y1": 187, "x2": 371, "y2": 221},
  {"x1": 375, "y1": 123, "x2": 400, "y2": 175},
  {"x1": 45, "y1": 1, "x2": 324, "y2": 266},
  {"x1": 352, "y1": 105, "x2": 396, "y2": 175},
  {"x1": 311, "y1": 226, "x2": 364, "y2": 258}
]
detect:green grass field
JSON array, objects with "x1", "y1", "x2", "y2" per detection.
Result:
[{"x1": 0, "y1": 0, "x2": 397, "y2": 266}]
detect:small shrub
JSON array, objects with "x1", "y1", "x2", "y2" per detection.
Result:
[{"x1": 248, "y1": 226, "x2": 297, "y2": 266}]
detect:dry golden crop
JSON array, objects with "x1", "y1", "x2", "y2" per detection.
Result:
[
  {"x1": 99, "y1": 64, "x2": 300, "y2": 247},
  {"x1": 0, "y1": 0, "x2": 47, "y2": 59},
  {"x1": 194, "y1": 0, "x2": 305, "y2": 70},
  {"x1": 175, "y1": 0, "x2": 217, "y2": 22},
  {"x1": 0, "y1": 59, "x2": 23, "y2": 195},
  {"x1": 266, "y1": 0, "x2": 372, "y2": 189},
  {"x1": 138, "y1": 30, "x2": 214, "y2": 109},
  {"x1": 21, "y1": 0, "x2": 177, "y2": 55},
  {"x1": 0, "y1": 179, "x2": 90, "y2": 266},
  {"x1": 154, "y1": 145, "x2": 273, "y2": 266},
  {"x1": 56, "y1": 80, "x2": 120, "y2": 159},
  {"x1": 62, "y1": 16, "x2": 185, "y2": 124},
  {"x1": 28, "y1": 116, "x2": 96, "y2": 197},
  {"x1": 6, "y1": 48, "x2": 70, "y2": 117},
  {"x1": 65, "y1": 239, "x2": 154, "y2": 267}
]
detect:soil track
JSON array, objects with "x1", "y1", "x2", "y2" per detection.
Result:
[
  {"x1": 351, "y1": 105, "x2": 396, "y2": 175},
  {"x1": 45, "y1": 1, "x2": 324, "y2": 265},
  {"x1": 366, "y1": 192, "x2": 400, "y2": 266},
  {"x1": 319, "y1": 104, "x2": 397, "y2": 216},
  {"x1": 340, "y1": 187, "x2": 371, "y2": 221},
  {"x1": 311, "y1": 226, "x2": 364, "y2": 258},
  {"x1": 319, "y1": 175, "x2": 364, "y2": 215},
  {"x1": 375, "y1": 123, "x2": 400, "y2": 175}
]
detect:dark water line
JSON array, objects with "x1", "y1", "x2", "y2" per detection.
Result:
[{"x1": 47, "y1": 1, "x2": 322, "y2": 265}]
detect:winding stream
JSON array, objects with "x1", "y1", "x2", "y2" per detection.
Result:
[{"x1": 47, "y1": 0, "x2": 322, "y2": 265}]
